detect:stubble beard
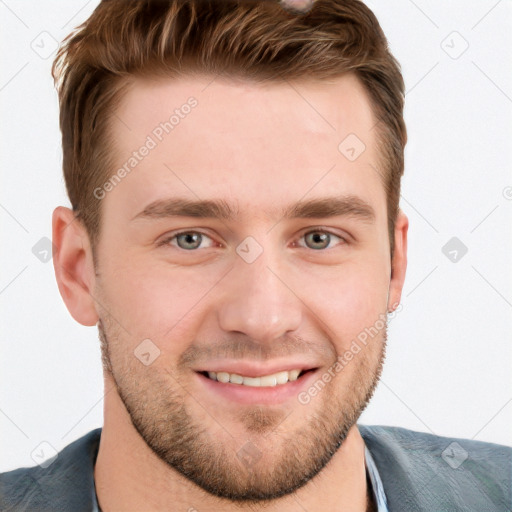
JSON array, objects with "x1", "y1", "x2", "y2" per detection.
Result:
[{"x1": 97, "y1": 316, "x2": 386, "y2": 506}]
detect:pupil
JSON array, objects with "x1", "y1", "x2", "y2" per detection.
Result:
[
  {"x1": 308, "y1": 232, "x2": 328, "y2": 249},
  {"x1": 179, "y1": 233, "x2": 200, "y2": 249}
]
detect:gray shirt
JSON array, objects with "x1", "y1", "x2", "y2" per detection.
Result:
[{"x1": 2, "y1": 424, "x2": 510, "y2": 511}]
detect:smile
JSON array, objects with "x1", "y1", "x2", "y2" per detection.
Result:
[
  {"x1": 195, "y1": 367, "x2": 319, "y2": 405},
  {"x1": 201, "y1": 369, "x2": 306, "y2": 387}
]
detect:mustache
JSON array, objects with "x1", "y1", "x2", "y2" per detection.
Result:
[{"x1": 179, "y1": 333, "x2": 335, "y2": 366}]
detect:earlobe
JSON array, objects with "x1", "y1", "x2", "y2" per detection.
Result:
[
  {"x1": 52, "y1": 206, "x2": 99, "y2": 326},
  {"x1": 387, "y1": 210, "x2": 408, "y2": 312}
]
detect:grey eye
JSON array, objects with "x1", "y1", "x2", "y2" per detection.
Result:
[
  {"x1": 303, "y1": 231, "x2": 331, "y2": 250},
  {"x1": 175, "y1": 232, "x2": 204, "y2": 250}
]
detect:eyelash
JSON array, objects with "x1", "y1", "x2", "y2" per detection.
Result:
[{"x1": 157, "y1": 228, "x2": 349, "y2": 251}]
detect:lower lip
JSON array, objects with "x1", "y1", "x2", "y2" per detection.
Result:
[{"x1": 195, "y1": 370, "x2": 319, "y2": 405}]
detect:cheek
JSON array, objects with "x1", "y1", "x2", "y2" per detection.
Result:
[
  {"x1": 296, "y1": 260, "x2": 389, "y2": 346},
  {"x1": 99, "y1": 257, "x2": 224, "y2": 342}
]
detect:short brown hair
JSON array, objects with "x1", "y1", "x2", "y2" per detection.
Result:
[{"x1": 52, "y1": 0, "x2": 406, "y2": 260}]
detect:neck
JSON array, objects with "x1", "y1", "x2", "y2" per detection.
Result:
[{"x1": 94, "y1": 380, "x2": 370, "y2": 512}]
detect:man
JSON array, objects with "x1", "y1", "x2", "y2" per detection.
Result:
[{"x1": 1, "y1": 0, "x2": 510, "y2": 511}]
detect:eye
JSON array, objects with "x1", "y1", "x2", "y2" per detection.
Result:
[
  {"x1": 158, "y1": 231, "x2": 216, "y2": 250},
  {"x1": 296, "y1": 229, "x2": 348, "y2": 250},
  {"x1": 158, "y1": 228, "x2": 348, "y2": 252}
]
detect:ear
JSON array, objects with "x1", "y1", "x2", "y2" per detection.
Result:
[
  {"x1": 387, "y1": 209, "x2": 408, "y2": 312},
  {"x1": 52, "y1": 206, "x2": 99, "y2": 326}
]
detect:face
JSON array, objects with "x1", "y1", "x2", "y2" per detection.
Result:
[{"x1": 89, "y1": 73, "x2": 404, "y2": 503}]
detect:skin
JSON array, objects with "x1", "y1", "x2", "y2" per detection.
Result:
[{"x1": 52, "y1": 72, "x2": 408, "y2": 512}]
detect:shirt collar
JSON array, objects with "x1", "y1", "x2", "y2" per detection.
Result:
[{"x1": 365, "y1": 443, "x2": 389, "y2": 512}]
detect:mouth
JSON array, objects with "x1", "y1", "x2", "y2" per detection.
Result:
[
  {"x1": 194, "y1": 366, "x2": 319, "y2": 405},
  {"x1": 198, "y1": 368, "x2": 316, "y2": 387}
]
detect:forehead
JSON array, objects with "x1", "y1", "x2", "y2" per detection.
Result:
[{"x1": 105, "y1": 72, "x2": 386, "y2": 223}]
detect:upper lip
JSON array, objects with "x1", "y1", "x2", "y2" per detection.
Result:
[{"x1": 193, "y1": 360, "x2": 320, "y2": 378}]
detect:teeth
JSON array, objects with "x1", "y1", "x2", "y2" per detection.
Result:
[
  {"x1": 243, "y1": 376, "x2": 261, "y2": 387},
  {"x1": 260, "y1": 375, "x2": 277, "y2": 386},
  {"x1": 204, "y1": 369, "x2": 304, "y2": 387},
  {"x1": 229, "y1": 374, "x2": 244, "y2": 384},
  {"x1": 288, "y1": 369, "x2": 300, "y2": 381},
  {"x1": 275, "y1": 371, "x2": 289, "y2": 385},
  {"x1": 217, "y1": 372, "x2": 230, "y2": 383}
]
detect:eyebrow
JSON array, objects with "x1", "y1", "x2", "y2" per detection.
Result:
[{"x1": 131, "y1": 195, "x2": 376, "y2": 223}]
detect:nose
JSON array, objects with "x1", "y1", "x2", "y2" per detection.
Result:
[{"x1": 216, "y1": 246, "x2": 303, "y2": 345}]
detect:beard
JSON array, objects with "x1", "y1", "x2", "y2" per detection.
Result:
[{"x1": 97, "y1": 313, "x2": 386, "y2": 507}]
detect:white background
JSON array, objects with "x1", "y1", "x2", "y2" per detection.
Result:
[{"x1": 1, "y1": 0, "x2": 511, "y2": 472}]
